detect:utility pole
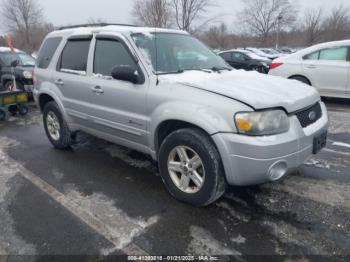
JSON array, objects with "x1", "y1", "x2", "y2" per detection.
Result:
[{"x1": 276, "y1": 15, "x2": 283, "y2": 49}]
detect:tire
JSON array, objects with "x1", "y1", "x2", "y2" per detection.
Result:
[
  {"x1": 250, "y1": 65, "x2": 260, "y2": 72},
  {"x1": 158, "y1": 128, "x2": 226, "y2": 207},
  {"x1": 18, "y1": 105, "x2": 29, "y2": 116},
  {"x1": 0, "y1": 110, "x2": 7, "y2": 121},
  {"x1": 290, "y1": 76, "x2": 311, "y2": 85},
  {"x1": 8, "y1": 105, "x2": 18, "y2": 116},
  {"x1": 43, "y1": 101, "x2": 72, "y2": 149}
]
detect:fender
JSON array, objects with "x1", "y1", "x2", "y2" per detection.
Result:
[
  {"x1": 36, "y1": 85, "x2": 77, "y2": 131},
  {"x1": 149, "y1": 100, "x2": 243, "y2": 151}
]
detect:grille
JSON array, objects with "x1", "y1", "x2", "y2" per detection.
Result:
[{"x1": 295, "y1": 103, "x2": 322, "y2": 128}]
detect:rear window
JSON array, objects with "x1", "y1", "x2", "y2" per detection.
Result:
[
  {"x1": 59, "y1": 39, "x2": 91, "y2": 74},
  {"x1": 0, "y1": 52, "x2": 35, "y2": 67},
  {"x1": 303, "y1": 51, "x2": 319, "y2": 60},
  {"x1": 37, "y1": 37, "x2": 62, "y2": 69}
]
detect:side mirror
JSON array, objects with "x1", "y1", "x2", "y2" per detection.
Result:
[
  {"x1": 111, "y1": 65, "x2": 138, "y2": 84},
  {"x1": 11, "y1": 60, "x2": 19, "y2": 67}
]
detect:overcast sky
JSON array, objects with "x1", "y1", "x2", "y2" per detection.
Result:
[{"x1": 1, "y1": 0, "x2": 350, "y2": 34}]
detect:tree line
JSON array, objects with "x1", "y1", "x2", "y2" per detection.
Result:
[{"x1": 0, "y1": 0, "x2": 349, "y2": 53}]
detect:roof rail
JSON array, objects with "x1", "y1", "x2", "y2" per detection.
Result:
[{"x1": 57, "y1": 23, "x2": 140, "y2": 30}]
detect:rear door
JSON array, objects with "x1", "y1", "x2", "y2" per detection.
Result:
[
  {"x1": 52, "y1": 35, "x2": 93, "y2": 126},
  {"x1": 87, "y1": 33, "x2": 149, "y2": 149},
  {"x1": 302, "y1": 46, "x2": 349, "y2": 96}
]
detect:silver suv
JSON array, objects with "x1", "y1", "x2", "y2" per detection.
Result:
[{"x1": 34, "y1": 24, "x2": 329, "y2": 206}]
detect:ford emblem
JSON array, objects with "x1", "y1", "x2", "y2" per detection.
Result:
[{"x1": 308, "y1": 111, "x2": 317, "y2": 121}]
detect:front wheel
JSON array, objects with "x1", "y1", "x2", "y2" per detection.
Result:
[
  {"x1": 158, "y1": 128, "x2": 226, "y2": 207},
  {"x1": 43, "y1": 101, "x2": 72, "y2": 149}
]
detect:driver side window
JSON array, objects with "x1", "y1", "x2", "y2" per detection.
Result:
[
  {"x1": 232, "y1": 52, "x2": 244, "y2": 62},
  {"x1": 94, "y1": 39, "x2": 136, "y2": 76}
]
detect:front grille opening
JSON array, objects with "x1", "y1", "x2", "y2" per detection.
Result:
[{"x1": 295, "y1": 103, "x2": 322, "y2": 128}]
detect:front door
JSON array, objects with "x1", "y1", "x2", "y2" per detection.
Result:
[{"x1": 88, "y1": 34, "x2": 149, "y2": 149}]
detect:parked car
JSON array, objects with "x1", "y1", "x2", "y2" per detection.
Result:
[
  {"x1": 240, "y1": 48, "x2": 276, "y2": 60},
  {"x1": 260, "y1": 48, "x2": 285, "y2": 58},
  {"x1": 269, "y1": 40, "x2": 350, "y2": 99},
  {"x1": 277, "y1": 47, "x2": 295, "y2": 54},
  {"x1": 218, "y1": 49, "x2": 271, "y2": 73},
  {"x1": 0, "y1": 47, "x2": 35, "y2": 92},
  {"x1": 34, "y1": 24, "x2": 328, "y2": 206}
]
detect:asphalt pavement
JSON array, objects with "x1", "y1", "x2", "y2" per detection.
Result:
[{"x1": 0, "y1": 99, "x2": 349, "y2": 261}]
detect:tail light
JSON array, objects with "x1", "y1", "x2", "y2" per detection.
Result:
[{"x1": 270, "y1": 62, "x2": 283, "y2": 70}]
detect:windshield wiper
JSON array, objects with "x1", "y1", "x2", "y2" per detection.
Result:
[{"x1": 210, "y1": 66, "x2": 232, "y2": 72}]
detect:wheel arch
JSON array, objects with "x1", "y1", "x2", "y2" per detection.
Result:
[
  {"x1": 288, "y1": 75, "x2": 312, "y2": 85},
  {"x1": 38, "y1": 93, "x2": 55, "y2": 112},
  {"x1": 37, "y1": 91, "x2": 69, "y2": 126},
  {"x1": 154, "y1": 120, "x2": 210, "y2": 154}
]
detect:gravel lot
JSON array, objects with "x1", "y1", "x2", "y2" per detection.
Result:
[{"x1": 0, "y1": 99, "x2": 349, "y2": 261}]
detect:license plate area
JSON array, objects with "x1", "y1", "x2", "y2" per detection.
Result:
[{"x1": 313, "y1": 131, "x2": 327, "y2": 154}]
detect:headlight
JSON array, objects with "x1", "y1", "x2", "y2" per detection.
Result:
[
  {"x1": 235, "y1": 110, "x2": 290, "y2": 136},
  {"x1": 23, "y1": 71, "x2": 33, "y2": 79}
]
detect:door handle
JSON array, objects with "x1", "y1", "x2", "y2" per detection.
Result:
[
  {"x1": 306, "y1": 65, "x2": 317, "y2": 69},
  {"x1": 55, "y1": 79, "x2": 64, "y2": 86},
  {"x1": 91, "y1": 86, "x2": 104, "y2": 94}
]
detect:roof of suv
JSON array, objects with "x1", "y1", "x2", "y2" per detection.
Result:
[{"x1": 49, "y1": 24, "x2": 188, "y2": 38}]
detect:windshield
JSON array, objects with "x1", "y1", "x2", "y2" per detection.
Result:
[
  {"x1": 131, "y1": 33, "x2": 230, "y2": 74},
  {"x1": 0, "y1": 52, "x2": 35, "y2": 66}
]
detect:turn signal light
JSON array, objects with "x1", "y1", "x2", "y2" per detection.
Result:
[{"x1": 235, "y1": 118, "x2": 253, "y2": 132}]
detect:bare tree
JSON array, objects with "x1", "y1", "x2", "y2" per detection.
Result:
[
  {"x1": 303, "y1": 7, "x2": 324, "y2": 45},
  {"x1": 1, "y1": 0, "x2": 43, "y2": 51},
  {"x1": 172, "y1": 0, "x2": 212, "y2": 32},
  {"x1": 133, "y1": 0, "x2": 173, "y2": 28},
  {"x1": 239, "y1": 0, "x2": 298, "y2": 44},
  {"x1": 203, "y1": 23, "x2": 231, "y2": 49},
  {"x1": 323, "y1": 5, "x2": 350, "y2": 41}
]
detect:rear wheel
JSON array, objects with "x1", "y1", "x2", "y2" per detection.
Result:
[
  {"x1": 251, "y1": 65, "x2": 266, "y2": 74},
  {"x1": 43, "y1": 101, "x2": 72, "y2": 149},
  {"x1": 290, "y1": 76, "x2": 311, "y2": 85},
  {"x1": 158, "y1": 128, "x2": 226, "y2": 207},
  {"x1": 18, "y1": 105, "x2": 29, "y2": 116}
]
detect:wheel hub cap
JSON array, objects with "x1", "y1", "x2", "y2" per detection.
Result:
[
  {"x1": 46, "y1": 112, "x2": 60, "y2": 141},
  {"x1": 167, "y1": 146, "x2": 205, "y2": 194}
]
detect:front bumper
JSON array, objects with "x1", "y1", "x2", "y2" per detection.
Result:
[{"x1": 212, "y1": 102, "x2": 329, "y2": 186}]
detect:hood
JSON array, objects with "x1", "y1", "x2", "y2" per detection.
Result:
[{"x1": 160, "y1": 70, "x2": 320, "y2": 113}]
